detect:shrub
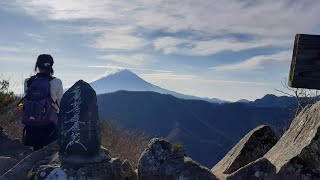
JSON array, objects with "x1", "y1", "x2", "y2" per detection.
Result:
[
  {"x1": 0, "y1": 79, "x2": 22, "y2": 139},
  {"x1": 172, "y1": 141, "x2": 186, "y2": 155}
]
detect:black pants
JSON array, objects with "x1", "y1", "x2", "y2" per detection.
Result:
[{"x1": 23, "y1": 124, "x2": 57, "y2": 151}]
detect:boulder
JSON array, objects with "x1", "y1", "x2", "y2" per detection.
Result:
[
  {"x1": 225, "y1": 158, "x2": 276, "y2": 180},
  {"x1": 212, "y1": 125, "x2": 278, "y2": 178},
  {"x1": 0, "y1": 157, "x2": 17, "y2": 176},
  {"x1": 122, "y1": 160, "x2": 137, "y2": 180},
  {"x1": 181, "y1": 157, "x2": 219, "y2": 180},
  {"x1": 0, "y1": 139, "x2": 32, "y2": 161},
  {"x1": 1, "y1": 141, "x2": 59, "y2": 180},
  {"x1": 0, "y1": 127, "x2": 32, "y2": 161},
  {"x1": 30, "y1": 149, "x2": 137, "y2": 180},
  {"x1": 264, "y1": 102, "x2": 320, "y2": 179},
  {"x1": 138, "y1": 138, "x2": 217, "y2": 180},
  {"x1": 59, "y1": 80, "x2": 102, "y2": 165}
]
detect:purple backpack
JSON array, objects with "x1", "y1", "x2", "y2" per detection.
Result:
[{"x1": 22, "y1": 76, "x2": 58, "y2": 126}]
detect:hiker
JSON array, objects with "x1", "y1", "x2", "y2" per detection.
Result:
[{"x1": 20, "y1": 54, "x2": 63, "y2": 151}]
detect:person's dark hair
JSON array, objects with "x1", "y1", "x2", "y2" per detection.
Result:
[{"x1": 34, "y1": 54, "x2": 54, "y2": 75}]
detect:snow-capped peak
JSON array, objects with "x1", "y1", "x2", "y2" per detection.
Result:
[{"x1": 89, "y1": 69, "x2": 227, "y2": 103}]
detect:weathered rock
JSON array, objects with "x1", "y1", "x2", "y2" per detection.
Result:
[
  {"x1": 1, "y1": 141, "x2": 59, "y2": 180},
  {"x1": 225, "y1": 158, "x2": 276, "y2": 180},
  {"x1": 212, "y1": 125, "x2": 278, "y2": 178},
  {"x1": 138, "y1": 138, "x2": 217, "y2": 180},
  {"x1": 0, "y1": 139, "x2": 32, "y2": 161},
  {"x1": 122, "y1": 160, "x2": 137, "y2": 180},
  {"x1": 59, "y1": 80, "x2": 102, "y2": 165},
  {"x1": 0, "y1": 127, "x2": 32, "y2": 161},
  {"x1": 181, "y1": 157, "x2": 219, "y2": 180},
  {"x1": 264, "y1": 102, "x2": 320, "y2": 179},
  {"x1": 31, "y1": 150, "x2": 136, "y2": 180},
  {"x1": 0, "y1": 157, "x2": 17, "y2": 176}
]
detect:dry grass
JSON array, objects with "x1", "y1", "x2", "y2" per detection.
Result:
[
  {"x1": 0, "y1": 106, "x2": 23, "y2": 140},
  {"x1": 101, "y1": 120, "x2": 149, "y2": 169}
]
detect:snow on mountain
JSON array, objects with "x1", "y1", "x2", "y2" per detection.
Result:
[
  {"x1": 236, "y1": 99, "x2": 251, "y2": 103},
  {"x1": 90, "y1": 69, "x2": 166, "y2": 94},
  {"x1": 89, "y1": 69, "x2": 226, "y2": 103}
]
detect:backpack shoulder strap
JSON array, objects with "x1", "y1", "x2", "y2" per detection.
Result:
[
  {"x1": 26, "y1": 76, "x2": 36, "y2": 88},
  {"x1": 27, "y1": 75, "x2": 55, "y2": 87}
]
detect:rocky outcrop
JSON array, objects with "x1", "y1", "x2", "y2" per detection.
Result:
[
  {"x1": 0, "y1": 157, "x2": 17, "y2": 176},
  {"x1": 30, "y1": 155, "x2": 137, "y2": 180},
  {"x1": 138, "y1": 138, "x2": 217, "y2": 180},
  {"x1": 0, "y1": 141, "x2": 136, "y2": 180},
  {"x1": 0, "y1": 127, "x2": 32, "y2": 161},
  {"x1": 217, "y1": 102, "x2": 320, "y2": 179},
  {"x1": 264, "y1": 102, "x2": 320, "y2": 179},
  {"x1": 0, "y1": 127, "x2": 32, "y2": 177},
  {"x1": 212, "y1": 125, "x2": 278, "y2": 179},
  {"x1": 1, "y1": 141, "x2": 59, "y2": 180},
  {"x1": 225, "y1": 158, "x2": 276, "y2": 180}
]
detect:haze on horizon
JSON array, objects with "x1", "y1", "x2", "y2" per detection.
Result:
[{"x1": 0, "y1": 0, "x2": 319, "y2": 101}]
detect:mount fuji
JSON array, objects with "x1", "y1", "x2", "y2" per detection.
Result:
[{"x1": 89, "y1": 69, "x2": 227, "y2": 104}]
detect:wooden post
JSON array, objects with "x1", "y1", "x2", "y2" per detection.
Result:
[{"x1": 288, "y1": 34, "x2": 320, "y2": 89}]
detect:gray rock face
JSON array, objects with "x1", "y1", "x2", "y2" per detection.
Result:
[
  {"x1": 59, "y1": 80, "x2": 101, "y2": 165},
  {"x1": 212, "y1": 125, "x2": 278, "y2": 178},
  {"x1": 30, "y1": 149, "x2": 137, "y2": 180},
  {"x1": 0, "y1": 157, "x2": 17, "y2": 176},
  {"x1": 138, "y1": 138, "x2": 217, "y2": 180},
  {"x1": 123, "y1": 159, "x2": 137, "y2": 180},
  {"x1": 0, "y1": 127, "x2": 32, "y2": 161},
  {"x1": 1, "y1": 141, "x2": 59, "y2": 180},
  {"x1": 264, "y1": 102, "x2": 320, "y2": 179},
  {"x1": 225, "y1": 158, "x2": 276, "y2": 180}
]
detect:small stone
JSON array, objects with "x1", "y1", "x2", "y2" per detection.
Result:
[
  {"x1": 40, "y1": 171, "x2": 46, "y2": 177},
  {"x1": 254, "y1": 171, "x2": 260, "y2": 177}
]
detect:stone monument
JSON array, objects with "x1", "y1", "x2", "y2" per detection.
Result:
[{"x1": 59, "y1": 80, "x2": 104, "y2": 165}]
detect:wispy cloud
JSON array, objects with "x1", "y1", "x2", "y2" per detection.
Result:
[
  {"x1": 211, "y1": 51, "x2": 292, "y2": 71},
  {"x1": 25, "y1": 33, "x2": 45, "y2": 43},
  {"x1": 3, "y1": 0, "x2": 320, "y2": 54},
  {"x1": 0, "y1": 56, "x2": 34, "y2": 63},
  {"x1": 154, "y1": 36, "x2": 291, "y2": 56},
  {"x1": 0, "y1": 46, "x2": 35, "y2": 53},
  {"x1": 97, "y1": 54, "x2": 155, "y2": 66},
  {"x1": 91, "y1": 33, "x2": 148, "y2": 51},
  {"x1": 141, "y1": 72, "x2": 270, "y2": 86},
  {"x1": 88, "y1": 64, "x2": 172, "y2": 73}
]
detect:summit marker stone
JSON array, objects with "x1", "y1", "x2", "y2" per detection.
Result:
[{"x1": 59, "y1": 80, "x2": 101, "y2": 164}]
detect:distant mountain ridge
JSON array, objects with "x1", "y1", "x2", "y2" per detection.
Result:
[
  {"x1": 89, "y1": 69, "x2": 228, "y2": 104},
  {"x1": 97, "y1": 90, "x2": 293, "y2": 167},
  {"x1": 249, "y1": 94, "x2": 296, "y2": 107}
]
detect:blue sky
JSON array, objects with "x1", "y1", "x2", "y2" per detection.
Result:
[{"x1": 0, "y1": 0, "x2": 319, "y2": 101}]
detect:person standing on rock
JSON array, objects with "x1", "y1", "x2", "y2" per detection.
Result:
[{"x1": 19, "y1": 54, "x2": 63, "y2": 151}]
